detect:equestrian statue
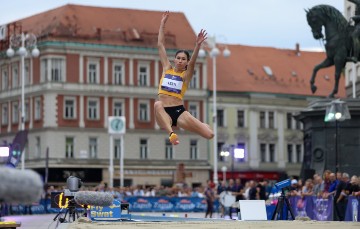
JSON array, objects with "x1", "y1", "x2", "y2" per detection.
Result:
[{"x1": 306, "y1": 2, "x2": 360, "y2": 98}]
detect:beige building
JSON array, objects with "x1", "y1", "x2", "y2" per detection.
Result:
[{"x1": 0, "y1": 4, "x2": 346, "y2": 188}]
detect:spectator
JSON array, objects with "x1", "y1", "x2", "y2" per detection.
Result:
[
  {"x1": 204, "y1": 180, "x2": 215, "y2": 218},
  {"x1": 335, "y1": 172, "x2": 350, "y2": 221}
]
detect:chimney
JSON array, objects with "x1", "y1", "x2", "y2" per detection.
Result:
[{"x1": 295, "y1": 43, "x2": 301, "y2": 56}]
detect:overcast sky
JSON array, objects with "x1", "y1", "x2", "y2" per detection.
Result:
[{"x1": 0, "y1": 0, "x2": 344, "y2": 51}]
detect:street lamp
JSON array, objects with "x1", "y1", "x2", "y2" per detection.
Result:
[
  {"x1": 199, "y1": 36, "x2": 230, "y2": 185},
  {"x1": 324, "y1": 99, "x2": 351, "y2": 173},
  {"x1": 6, "y1": 32, "x2": 40, "y2": 170}
]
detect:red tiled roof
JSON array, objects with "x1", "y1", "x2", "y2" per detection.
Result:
[
  {"x1": 208, "y1": 44, "x2": 346, "y2": 98},
  {"x1": 16, "y1": 4, "x2": 196, "y2": 50}
]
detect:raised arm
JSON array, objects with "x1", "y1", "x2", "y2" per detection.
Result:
[
  {"x1": 158, "y1": 11, "x2": 172, "y2": 71},
  {"x1": 185, "y1": 29, "x2": 207, "y2": 84}
]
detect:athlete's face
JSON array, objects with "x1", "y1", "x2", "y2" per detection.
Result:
[{"x1": 174, "y1": 52, "x2": 188, "y2": 70}]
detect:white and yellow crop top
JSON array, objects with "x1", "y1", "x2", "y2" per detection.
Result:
[{"x1": 158, "y1": 68, "x2": 188, "y2": 100}]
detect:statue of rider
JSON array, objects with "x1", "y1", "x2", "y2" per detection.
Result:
[{"x1": 349, "y1": 0, "x2": 360, "y2": 62}]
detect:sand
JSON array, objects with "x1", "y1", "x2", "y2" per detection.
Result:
[{"x1": 66, "y1": 219, "x2": 359, "y2": 229}]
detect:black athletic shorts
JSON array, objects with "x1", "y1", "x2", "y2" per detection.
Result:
[{"x1": 164, "y1": 105, "x2": 186, "y2": 127}]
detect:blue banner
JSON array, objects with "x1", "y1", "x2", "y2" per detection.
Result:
[
  {"x1": 123, "y1": 197, "x2": 212, "y2": 212},
  {"x1": 1, "y1": 196, "x2": 359, "y2": 222},
  {"x1": 345, "y1": 196, "x2": 359, "y2": 221}
]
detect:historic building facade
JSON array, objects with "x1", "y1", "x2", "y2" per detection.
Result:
[{"x1": 0, "y1": 4, "x2": 345, "y2": 187}]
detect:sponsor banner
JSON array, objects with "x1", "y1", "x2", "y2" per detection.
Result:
[
  {"x1": 289, "y1": 196, "x2": 333, "y2": 220},
  {"x1": 123, "y1": 197, "x2": 215, "y2": 212},
  {"x1": 345, "y1": 196, "x2": 360, "y2": 221}
]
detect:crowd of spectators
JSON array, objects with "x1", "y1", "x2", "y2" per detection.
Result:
[{"x1": 31, "y1": 170, "x2": 360, "y2": 221}]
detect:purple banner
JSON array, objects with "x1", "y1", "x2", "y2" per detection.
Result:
[
  {"x1": 345, "y1": 196, "x2": 359, "y2": 221},
  {"x1": 289, "y1": 196, "x2": 333, "y2": 220}
]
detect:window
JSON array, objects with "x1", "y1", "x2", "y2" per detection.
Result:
[
  {"x1": 35, "y1": 136, "x2": 41, "y2": 158},
  {"x1": 12, "y1": 65, "x2": 19, "y2": 88},
  {"x1": 237, "y1": 110, "x2": 244, "y2": 127},
  {"x1": 87, "y1": 99, "x2": 99, "y2": 120},
  {"x1": 140, "y1": 139, "x2": 148, "y2": 159},
  {"x1": 287, "y1": 113, "x2": 293, "y2": 129},
  {"x1": 138, "y1": 65, "x2": 149, "y2": 86},
  {"x1": 64, "y1": 98, "x2": 76, "y2": 119},
  {"x1": 139, "y1": 102, "x2": 149, "y2": 121},
  {"x1": 296, "y1": 144, "x2": 302, "y2": 163},
  {"x1": 34, "y1": 97, "x2": 41, "y2": 120},
  {"x1": 25, "y1": 63, "x2": 30, "y2": 85},
  {"x1": 113, "y1": 101, "x2": 123, "y2": 116},
  {"x1": 89, "y1": 137, "x2": 97, "y2": 158},
  {"x1": 113, "y1": 62, "x2": 124, "y2": 85},
  {"x1": 41, "y1": 58, "x2": 66, "y2": 82},
  {"x1": 87, "y1": 60, "x2": 99, "y2": 84},
  {"x1": 189, "y1": 103, "x2": 199, "y2": 119},
  {"x1": 260, "y1": 143, "x2": 266, "y2": 162},
  {"x1": 190, "y1": 140, "x2": 198, "y2": 159},
  {"x1": 295, "y1": 120, "x2": 302, "y2": 130},
  {"x1": 2, "y1": 104, "x2": 8, "y2": 125},
  {"x1": 12, "y1": 102, "x2": 19, "y2": 124},
  {"x1": 41, "y1": 59, "x2": 48, "y2": 82},
  {"x1": 2, "y1": 68, "x2": 8, "y2": 90},
  {"x1": 259, "y1": 111, "x2": 265, "y2": 128},
  {"x1": 268, "y1": 111, "x2": 274, "y2": 128},
  {"x1": 269, "y1": 144, "x2": 275, "y2": 162},
  {"x1": 165, "y1": 139, "x2": 173, "y2": 160},
  {"x1": 189, "y1": 67, "x2": 199, "y2": 89},
  {"x1": 217, "y1": 109, "x2": 225, "y2": 127},
  {"x1": 287, "y1": 144, "x2": 293, "y2": 163},
  {"x1": 25, "y1": 101, "x2": 29, "y2": 122},
  {"x1": 51, "y1": 59, "x2": 64, "y2": 82},
  {"x1": 114, "y1": 139, "x2": 121, "y2": 159},
  {"x1": 65, "y1": 137, "x2": 74, "y2": 158}
]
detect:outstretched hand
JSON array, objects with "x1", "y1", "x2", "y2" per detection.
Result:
[
  {"x1": 196, "y1": 29, "x2": 207, "y2": 46},
  {"x1": 161, "y1": 11, "x2": 170, "y2": 26}
]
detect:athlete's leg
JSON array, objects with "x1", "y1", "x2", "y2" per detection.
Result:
[
  {"x1": 154, "y1": 101, "x2": 179, "y2": 144},
  {"x1": 177, "y1": 111, "x2": 214, "y2": 139}
]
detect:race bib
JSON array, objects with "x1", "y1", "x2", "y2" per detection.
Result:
[{"x1": 161, "y1": 74, "x2": 183, "y2": 94}]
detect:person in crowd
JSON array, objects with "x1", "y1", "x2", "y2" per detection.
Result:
[
  {"x1": 322, "y1": 170, "x2": 332, "y2": 194},
  {"x1": 216, "y1": 180, "x2": 227, "y2": 218},
  {"x1": 155, "y1": 10, "x2": 212, "y2": 145},
  {"x1": 243, "y1": 181, "x2": 251, "y2": 200},
  {"x1": 289, "y1": 179, "x2": 301, "y2": 196},
  {"x1": 248, "y1": 180, "x2": 259, "y2": 200},
  {"x1": 327, "y1": 173, "x2": 339, "y2": 198},
  {"x1": 335, "y1": 173, "x2": 350, "y2": 221},
  {"x1": 257, "y1": 180, "x2": 267, "y2": 200},
  {"x1": 204, "y1": 180, "x2": 215, "y2": 218},
  {"x1": 345, "y1": 175, "x2": 360, "y2": 196},
  {"x1": 301, "y1": 179, "x2": 314, "y2": 197},
  {"x1": 313, "y1": 174, "x2": 324, "y2": 197}
]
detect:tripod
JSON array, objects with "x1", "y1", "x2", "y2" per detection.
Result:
[
  {"x1": 53, "y1": 199, "x2": 81, "y2": 224},
  {"x1": 271, "y1": 188, "x2": 295, "y2": 220}
]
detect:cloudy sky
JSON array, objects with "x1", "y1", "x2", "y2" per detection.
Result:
[{"x1": 0, "y1": 0, "x2": 344, "y2": 50}]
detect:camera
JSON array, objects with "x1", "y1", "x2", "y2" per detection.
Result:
[
  {"x1": 274, "y1": 179, "x2": 291, "y2": 190},
  {"x1": 51, "y1": 176, "x2": 84, "y2": 223},
  {"x1": 51, "y1": 176, "x2": 83, "y2": 208},
  {"x1": 64, "y1": 176, "x2": 83, "y2": 197}
]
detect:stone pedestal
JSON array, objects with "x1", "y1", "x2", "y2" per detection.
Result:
[{"x1": 296, "y1": 98, "x2": 360, "y2": 178}]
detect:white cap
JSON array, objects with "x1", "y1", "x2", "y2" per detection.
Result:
[{"x1": 291, "y1": 179, "x2": 298, "y2": 185}]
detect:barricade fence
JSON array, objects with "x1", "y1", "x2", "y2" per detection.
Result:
[{"x1": 0, "y1": 196, "x2": 359, "y2": 221}]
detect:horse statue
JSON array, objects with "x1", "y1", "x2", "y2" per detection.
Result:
[{"x1": 306, "y1": 4, "x2": 355, "y2": 98}]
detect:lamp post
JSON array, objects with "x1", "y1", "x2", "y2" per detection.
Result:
[
  {"x1": 324, "y1": 99, "x2": 351, "y2": 173},
  {"x1": 6, "y1": 33, "x2": 40, "y2": 170},
  {"x1": 199, "y1": 36, "x2": 230, "y2": 185}
]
